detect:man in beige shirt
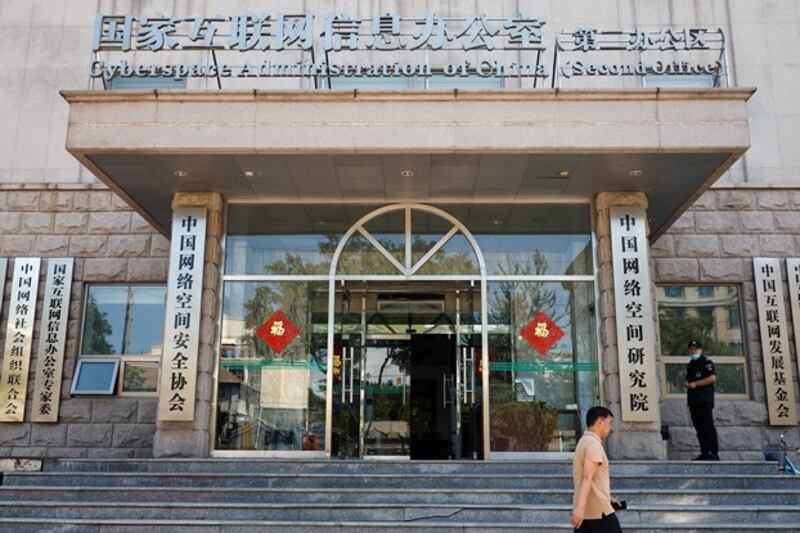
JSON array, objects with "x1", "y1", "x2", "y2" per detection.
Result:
[{"x1": 571, "y1": 406, "x2": 623, "y2": 533}]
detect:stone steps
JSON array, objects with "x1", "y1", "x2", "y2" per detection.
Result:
[
  {"x1": 1, "y1": 486, "x2": 797, "y2": 505},
  {"x1": 5, "y1": 471, "x2": 796, "y2": 490},
  {"x1": 0, "y1": 501, "x2": 798, "y2": 524},
  {"x1": 0, "y1": 459, "x2": 796, "y2": 532},
  {"x1": 42, "y1": 458, "x2": 781, "y2": 476},
  {"x1": 1, "y1": 518, "x2": 799, "y2": 533}
]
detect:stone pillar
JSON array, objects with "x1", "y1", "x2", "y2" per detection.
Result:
[
  {"x1": 595, "y1": 192, "x2": 666, "y2": 460},
  {"x1": 153, "y1": 192, "x2": 224, "y2": 458}
]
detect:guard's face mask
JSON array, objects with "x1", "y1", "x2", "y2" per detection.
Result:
[{"x1": 689, "y1": 353, "x2": 701, "y2": 361}]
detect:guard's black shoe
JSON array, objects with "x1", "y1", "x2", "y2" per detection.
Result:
[
  {"x1": 709, "y1": 453, "x2": 720, "y2": 461},
  {"x1": 692, "y1": 454, "x2": 710, "y2": 461}
]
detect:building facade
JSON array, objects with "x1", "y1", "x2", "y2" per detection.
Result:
[{"x1": 0, "y1": 0, "x2": 797, "y2": 461}]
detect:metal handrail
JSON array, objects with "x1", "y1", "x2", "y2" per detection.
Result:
[{"x1": 779, "y1": 433, "x2": 800, "y2": 476}]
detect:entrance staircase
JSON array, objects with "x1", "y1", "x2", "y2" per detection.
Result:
[{"x1": 0, "y1": 459, "x2": 797, "y2": 532}]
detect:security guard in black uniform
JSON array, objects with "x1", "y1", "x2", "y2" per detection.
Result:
[{"x1": 685, "y1": 339, "x2": 719, "y2": 461}]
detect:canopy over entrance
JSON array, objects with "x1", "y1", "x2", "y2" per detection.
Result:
[{"x1": 61, "y1": 88, "x2": 753, "y2": 237}]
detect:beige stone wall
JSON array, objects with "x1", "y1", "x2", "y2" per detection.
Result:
[
  {"x1": 0, "y1": 186, "x2": 168, "y2": 458},
  {"x1": 1, "y1": 0, "x2": 799, "y2": 188},
  {"x1": 653, "y1": 187, "x2": 800, "y2": 460}
]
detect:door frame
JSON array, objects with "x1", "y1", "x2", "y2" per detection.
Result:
[{"x1": 324, "y1": 204, "x2": 491, "y2": 459}]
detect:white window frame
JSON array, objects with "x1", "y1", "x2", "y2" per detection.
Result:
[
  {"x1": 70, "y1": 358, "x2": 120, "y2": 395},
  {"x1": 77, "y1": 283, "x2": 167, "y2": 397}
]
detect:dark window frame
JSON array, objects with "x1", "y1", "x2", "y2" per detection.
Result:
[{"x1": 656, "y1": 283, "x2": 749, "y2": 400}]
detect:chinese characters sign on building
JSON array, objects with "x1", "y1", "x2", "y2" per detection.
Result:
[
  {"x1": 610, "y1": 207, "x2": 658, "y2": 422},
  {"x1": 93, "y1": 13, "x2": 547, "y2": 53},
  {"x1": 89, "y1": 11, "x2": 726, "y2": 87},
  {"x1": 0, "y1": 258, "x2": 41, "y2": 422},
  {"x1": 555, "y1": 27, "x2": 726, "y2": 85},
  {"x1": 31, "y1": 258, "x2": 74, "y2": 423},
  {"x1": 754, "y1": 258, "x2": 797, "y2": 425},
  {"x1": 787, "y1": 259, "x2": 800, "y2": 380},
  {"x1": 158, "y1": 208, "x2": 207, "y2": 422},
  {"x1": 90, "y1": 12, "x2": 549, "y2": 83},
  {"x1": 0, "y1": 258, "x2": 7, "y2": 323}
]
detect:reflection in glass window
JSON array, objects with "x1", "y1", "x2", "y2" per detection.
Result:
[
  {"x1": 81, "y1": 285, "x2": 167, "y2": 355},
  {"x1": 120, "y1": 360, "x2": 160, "y2": 395},
  {"x1": 225, "y1": 203, "x2": 593, "y2": 277},
  {"x1": 71, "y1": 359, "x2": 119, "y2": 395},
  {"x1": 487, "y1": 281, "x2": 598, "y2": 453},
  {"x1": 698, "y1": 286, "x2": 715, "y2": 298},
  {"x1": 642, "y1": 74, "x2": 715, "y2": 88},
  {"x1": 657, "y1": 285, "x2": 744, "y2": 357},
  {"x1": 664, "y1": 363, "x2": 746, "y2": 396},
  {"x1": 664, "y1": 286, "x2": 685, "y2": 298},
  {"x1": 436, "y1": 204, "x2": 593, "y2": 276},
  {"x1": 656, "y1": 284, "x2": 748, "y2": 398},
  {"x1": 216, "y1": 281, "x2": 327, "y2": 452}
]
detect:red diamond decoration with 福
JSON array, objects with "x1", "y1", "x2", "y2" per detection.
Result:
[
  {"x1": 520, "y1": 312, "x2": 564, "y2": 357},
  {"x1": 257, "y1": 310, "x2": 300, "y2": 354}
]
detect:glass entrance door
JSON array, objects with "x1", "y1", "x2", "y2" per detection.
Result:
[
  {"x1": 331, "y1": 281, "x2": 481, "y2": 459},
  {"x1": 362, "y1": 336, "x2": 410, "y2": 457}
]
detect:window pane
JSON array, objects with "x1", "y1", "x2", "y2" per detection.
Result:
[
  {"x1": 643, "y1": 74, "x2": 715, "y2": 88},
  {"x1": 437, "y1": 204, "x2": 593, "y2": 276},
  {"x1": 337, "y1": 233, "x2": 401, "y2": 275},
  {"x1": 698, "y1": 286, "x2": 714, "y2": 298},
  {"x1": 416, "y1": 233, "x2": 480, "y2": 275},
  {"x1": 73, "y1": 360, "x2": 118, "y2": 393},
  {"x1": 82, "y1": 285, "x2": 167, "y2": 355},
  {"x1": 664, "y1": 363, "x2": 746, "y2": 396},
  {"x1": 715, "y1": 363, "x2": 747, "y2": 395},
  {"x1": 664, "y1": 363, "x2": 681, "y2": 394},
  {"x1": 217, "y1": 281, "x2": 327, "y2": 452},
  {"x1": 121, "y1": 361, "x2": 159, "y2": 394},
  {"x1": 426, "y1": 74, "x2": 504, "y2": 89},
  {"x1": 488, "y1": 281, "x2": 598, "y2": 453},
  {"x1": 656, "y1": 285, "x2": 744, "y2": 357},
  {"x1": 664, "y1": 286, "x2": 684, "y2": 298},
  {"x1": 109, "y1": 76, "x2": 187, "y2": 90},
  {"x1": 225, "y1": 204, "x2": 376, "y2": 275}
]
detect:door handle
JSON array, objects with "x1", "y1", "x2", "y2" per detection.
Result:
[
  {"x1": 461, "y1": 346, "x2": 475, "y2": 405},
  {"x1": 342, "y1": 345, "x2": 354, "y2": 404}
]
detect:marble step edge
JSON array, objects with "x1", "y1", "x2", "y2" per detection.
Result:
[
  {"x1": 7, "y1": 471, "x2": 790, "y2": 479},
  {"x1": 0, "y1": 518, "x2": 799, "y2": 530},
  {"x1": 1, "y1": 501, "x2": 798, "y2": 512},
  {"x1": 3, "y1": 486, "x2": 797, "y2": 495}
]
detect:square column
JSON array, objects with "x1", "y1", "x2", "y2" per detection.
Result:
[
  {"x1": 596, "y1": 192, "x2": 666, "y2": 460},
  {"x1": 153, "y1": 192, "x2": 223, "y2": 458}
]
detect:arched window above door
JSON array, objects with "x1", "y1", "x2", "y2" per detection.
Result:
[{"x1": 331, "y1": 204, "x2": 485, "y2": 278}]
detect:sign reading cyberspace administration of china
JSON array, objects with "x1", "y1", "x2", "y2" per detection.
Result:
[{"x1": 89, "y1": 12, "x2": 727, "y2": 87}]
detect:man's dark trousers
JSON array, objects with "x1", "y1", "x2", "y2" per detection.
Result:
[
  {"x1": 689, "y1": 401, "x2": 718, "y2": 456},
  {"x1": 575, "y1": 512, "x2": 623, "y2": 533}
]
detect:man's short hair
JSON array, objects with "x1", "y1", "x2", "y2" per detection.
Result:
[{"x1": 586, "y1": 406, "x2": 614, "y2": 428}]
